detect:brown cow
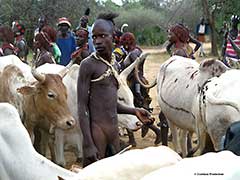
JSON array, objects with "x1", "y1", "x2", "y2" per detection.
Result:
[{"x1": 0, "y1": 63, "x2": 75, "y2": 143}]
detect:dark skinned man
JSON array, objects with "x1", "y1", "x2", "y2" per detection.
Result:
[{"x1": 77, "y1": 13, "x2": 154, "y2": 167}]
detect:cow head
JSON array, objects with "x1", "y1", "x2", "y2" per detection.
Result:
[
  {"x1": 17, "y1": 70, "x2": 75, "y2": 130},
  {"x1": 117, "y1": 57, "x2": 143, "y2": 131},
  {"x1": 198, "y1": 59, "x2": 229, "y2": 86}
]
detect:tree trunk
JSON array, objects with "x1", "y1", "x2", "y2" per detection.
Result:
[{"x1": 201, "y1": 0, "x2": 219, "y2": 57}]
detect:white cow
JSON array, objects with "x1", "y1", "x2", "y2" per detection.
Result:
[
  {"x1": 141, "y1": 151, "x2": 240, "y2": 180},
  {"x1": 62, "y1": 146, "x2": 181, "y2": 180},
  {"x1": 36, "y1": 57, "x2": 143, "y2": 166},
  {"x1": 135, "y1": 55, "x2": 231, "y2": 156},
  {"x1": 196, "y1": 69, "x2": 240, "y2": 150},
  {"x1": 0, "y1": 103, "x2": 76, "y2": 180},
  {"x1": 0, "y1": 55, "x2": 33, "y2": 81}
]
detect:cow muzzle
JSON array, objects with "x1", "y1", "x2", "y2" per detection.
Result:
[{"x1": 57, "y1": 116, "x2": 76, "y2": 129}]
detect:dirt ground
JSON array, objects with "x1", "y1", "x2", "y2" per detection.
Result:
[{"x1": 64, "y1": 43, "x2": 214, "y2": 168}]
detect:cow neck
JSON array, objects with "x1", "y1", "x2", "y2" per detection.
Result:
[
  {"x1": 91, "y1": 52, "x2": 120, "y2": 86},
  {"x1": 30, "y1": 92, "x2": 42, "y2": 119}
]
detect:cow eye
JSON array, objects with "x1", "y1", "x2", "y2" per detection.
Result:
[{"x1": 47, "y1": 91, "x2": 56, "y2": 99}]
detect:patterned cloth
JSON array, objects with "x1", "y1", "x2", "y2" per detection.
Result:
[{"x1": 225, "y1": 32, "x2": 240, "y2": 58}]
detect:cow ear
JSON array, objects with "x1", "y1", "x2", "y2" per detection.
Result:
[
  {"x1": 17, "y1": 86, "x2": 36, "y2": 95},
  {"x1": 199, "y1": 59, "x2": 229, "y2": 77}
]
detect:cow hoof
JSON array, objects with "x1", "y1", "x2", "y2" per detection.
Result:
[{"x1": 141, "y1": 125, "x2": 149, "y2": 138}]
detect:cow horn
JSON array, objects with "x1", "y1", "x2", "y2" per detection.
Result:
[
  {"x1": 58, "y1": 58, "x2": 76, "y2": 78},
  {"x1": 31, "y1": 68, "x2": 45, "y2": 82},
  {"x1": 58, "y1": 68, "x2": 69, "y2": 78},
  {"x1": 120, "y1": 53, "x2": 149, "y2": 81},
  {"x1": 134, "y1": 53, "x2": 157, "y2": 89},
  {"x1": 121, "y1": 23, "x2": 128, "y2": 32},
  {"x1": 228, "y1": 36, "x2": 240, "y2": 56}
]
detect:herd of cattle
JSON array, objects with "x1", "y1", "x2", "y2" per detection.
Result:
[{"x1": 1, "y1": 54, "x2": 240, "y2": 179}]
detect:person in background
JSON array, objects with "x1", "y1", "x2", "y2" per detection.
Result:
[
  {"x1": 77, "y1": 12, "x2": 154, "y2": 167},
  {"x1": 71, "y1": 28, "x2": 90, "y2": 64},
  {"x1": 167, "y1": 24, "x2": 192, "y2": 58},
  {"x1": 76, "y1": 8, "x2": 95, "y2": 53},
  {"x1": 56, "y1": 17, "x2": 76, "y2": 66},
  {"x1": 223, "y1": 15, "x2": 240, "y2": 61},
  {"x1": 166, "y1": 23, "x2": 201, "y2": 59},
  {"x1": 112, "y1": 27, "x2": 127, "y2": 73},
  {"x1": 196, "y1": 17, "x2": 207, "y2": 57},
  {"x1": 12, "y1": 21, "x2": 29, "y2": 63},
  {"x1": 34, "y1": 31, "x2": 56, "y2": 67},
  {"x1": 34, "y1": 16, "x2": 48, "y2": 37},
  {"x1": 42, "y1": 26, "x2": 61, "y2": 63},
  {"x1": 120, "y1": 32, "x2": 161, "y2": 145},
  {"x1": 0, "y1": 26, "x2": 17, "y2": 56}
]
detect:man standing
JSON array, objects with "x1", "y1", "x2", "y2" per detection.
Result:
[
  {"x1": 12, "y1": 21, "x2": 29, "y2": 63},
  {"x1": 77, "y1": 8, "x2": 95, "y2": 53},
  {"x1": 224, "y1": 15, "x2": 240, "y2": 59},
  {"x1": 77, "y1": 13, "x2": 154, "y2": 167},
  {"x1": 34, "y1": 16, "x2": 48, "y2": 37},
  {"x1": 196, "y1": 17, "x2": 207, "y2": 57},
  {"x1": 56, "y1": 17, "x2": 76, "y2": 66}
]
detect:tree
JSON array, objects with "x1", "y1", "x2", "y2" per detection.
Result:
[{"x1": 201, "y1": 0, "x2": 219, "y2": 56}]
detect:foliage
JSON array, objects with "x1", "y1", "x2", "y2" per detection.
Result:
[
  {"x1": 136, "y1": 26, "x2": 166, "y2": 46},
  {"x1": 0, "y1": 0, "x2": 240, "y2": 48}
]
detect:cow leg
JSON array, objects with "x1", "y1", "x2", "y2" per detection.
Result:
[
  {"x1": 159, "y1": 111, "x2": 168, "y2": 146},
  {"x1": 179, "y1": 129, "x2": 188, "y2": 157},
  {"x1": 169, "y1": 122, "x2": 181, "y2": 154},
  {"x1": 187, "y1": 132, "x2": 193, "y2": 153},
  {"x1": 201, "y1": 132, "x2": 215, "y2": 154},
  {"x1": 33, "y1": 127, "x2": 41, "y2": 152},
  {"x1": 54, "y1": 129, "x2": 66, "y2": 167},
  {"x1": 76, "y1": 143, "x2": 83, "y2": 164},
  {"x1": 27, "y1": 127, "x2": 35, "y2": 144},
  {"x1": 48, "y1": 134, "x2": 56, "y2": 163},
  {"x1": 74, "y1": 131, "x2": 83, "y2": 163},
  {"x1": 208, "y1": 129, "x2": 223, "y2": 151},
  {"x1": 126, "y1": 128, "x2": 137, "y2": 147},
  {"x1": 39, "y1": 130, "x2": 50, "y2": 157},
  {"x1": 198, "y1": 128, "x2": 208, "y2": 155}
]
